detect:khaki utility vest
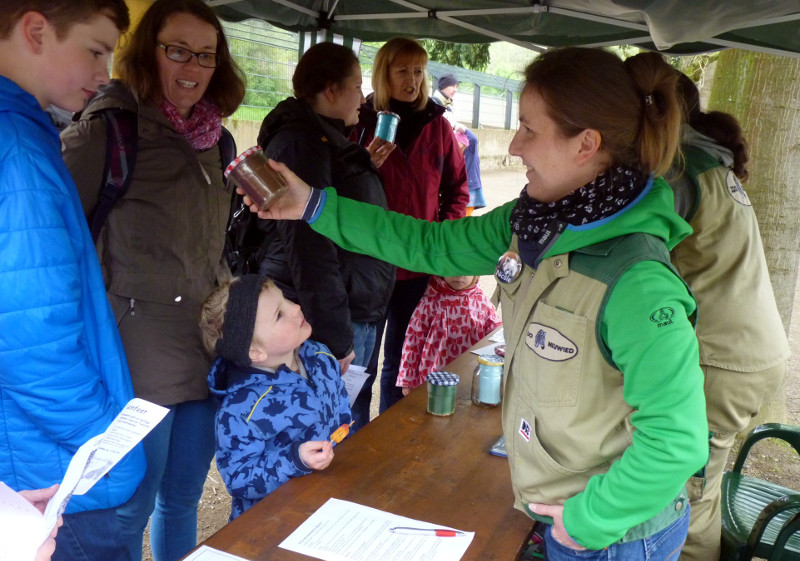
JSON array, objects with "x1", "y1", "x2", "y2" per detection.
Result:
[
  {"x1": 498, "y1": 233, "x2": 689, "y2": 542},
  {"x1": 670, "y1": 146, "x2": 788, "y2": 371}
]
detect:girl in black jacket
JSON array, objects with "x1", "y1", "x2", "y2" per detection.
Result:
[{"x1": 254, "y1": 43, "x2": 395, "y2": 431}]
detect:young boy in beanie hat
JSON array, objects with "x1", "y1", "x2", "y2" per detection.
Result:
[{"x1": 200, "y1": 275, "x2": 351, "y2": 520}]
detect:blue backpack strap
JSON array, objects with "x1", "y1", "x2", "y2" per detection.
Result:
[{"x1": 89, "y1": 108, "x2": 138, "y2": 242}]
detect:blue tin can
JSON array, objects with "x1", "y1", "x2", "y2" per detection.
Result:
[{"x1": 375, "y1": 111, "x2": 400, "y2": 143}]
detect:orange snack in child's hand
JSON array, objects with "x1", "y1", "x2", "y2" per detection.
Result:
[{"x1": 329, "y1": 422, "x2": 353, "y2": 444}]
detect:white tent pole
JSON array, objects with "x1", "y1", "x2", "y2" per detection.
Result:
[
  {"x1": 546, "y1": 6, "x2": 649, "y2": 32},
  {"x1": 437, "y1": 15, "x2": 547, "y2": 52},
  {"x1": 334, "y1": 1, "x2": 546, "y2": 51},
  {"x1": 207, "y1": 0, "x2": 320, "y2": 18},
  {"x1": 720, "y1": 12, "x2": 800, "y2": 29},
  {"x1": 700, "y1": 39, "x2": 800, "y2": 59}
]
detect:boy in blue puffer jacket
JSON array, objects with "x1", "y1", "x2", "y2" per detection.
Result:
[
  {"x1": 0, "y1": 2, "x2": 144, "y2": 560},
  {"x1": 200, "y1": 275, "x2": 352, "y2": 520}
]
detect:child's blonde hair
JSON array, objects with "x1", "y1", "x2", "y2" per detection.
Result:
[{"x1": 199, "y1": 277, "x2": 274, "y2": 357}]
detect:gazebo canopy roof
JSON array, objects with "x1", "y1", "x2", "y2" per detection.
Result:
[{"x1": 208, "y1": 0, "x2": 800, "y2": 57}]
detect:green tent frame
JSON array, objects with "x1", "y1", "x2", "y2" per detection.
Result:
[{"x1": 208, "y1": 0, "x2": 800, "y2": 57}]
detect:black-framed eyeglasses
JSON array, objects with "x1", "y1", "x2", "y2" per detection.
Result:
[{"x1": 157, "y1": 42, "x2": 217, "y2": 68}]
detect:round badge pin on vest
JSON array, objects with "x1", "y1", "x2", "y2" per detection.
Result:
[
  {"x1": 725, "y1": 169, "x2": 751, "y2": 206},
  {"x1": 496, "y1": 251, "x2": 522, "y2": 284}
]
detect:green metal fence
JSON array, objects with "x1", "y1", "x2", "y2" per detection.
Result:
[{"x1": 221, "y1": 19, "x2": 522, "y2": 129}]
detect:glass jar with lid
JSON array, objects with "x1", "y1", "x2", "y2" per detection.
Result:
[
  {"x1": 427, "y1": 371, "x2": 460, "y2": 416},
  {"x1": 471, "y1": 354, "x2": 504, "y2": 407}
]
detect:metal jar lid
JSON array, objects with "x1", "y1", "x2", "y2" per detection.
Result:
[
  {"x1": 428, "y1": 371, "x2": 460, "y2": 386},
  {"x1": 224, "y1": 145, "x2": 262, "y2": 178},
  {"x1": 477, "y1": 354, "x2": 504, "y2": 367}
]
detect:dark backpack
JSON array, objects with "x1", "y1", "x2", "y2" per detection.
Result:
[
  {"x1": 88, "y1": 108, "x2": 237, "y2": 243},
  {"x1": 222, "y1": 193, "x2": 262, "y2": 276}
]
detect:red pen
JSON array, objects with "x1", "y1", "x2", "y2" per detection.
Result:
[{"x1": 389, "y1": 527, "x2": 465, "y2": 537}]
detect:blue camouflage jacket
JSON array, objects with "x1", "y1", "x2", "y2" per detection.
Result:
[{"x1": 208, "y1": 339, "x2": 351, "y2": 519}]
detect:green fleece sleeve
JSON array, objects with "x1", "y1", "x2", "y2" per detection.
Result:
[
  {"x1": 562, "y1": 260, "x2": 708, "y2": 549},
  {"x1": 311, "y1": 187, "x2": 516, "y2": 276}
]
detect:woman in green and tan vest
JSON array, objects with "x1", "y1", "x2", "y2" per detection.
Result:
[
  {"x1": 669, "y1": 74, "x2": 788, "y2": 561},
  {"x1": 240, "y1": 47, "x2": 709, "y2": 560}
]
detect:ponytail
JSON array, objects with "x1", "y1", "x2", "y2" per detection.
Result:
[
  {"x1": 676, "y1": 73, "x2": 749, "y2": 181},
  {"x1": 623, "y1": 52, "x2": 681, "y2": 177}
]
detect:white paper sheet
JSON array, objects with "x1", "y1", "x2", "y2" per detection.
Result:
[
  {"x1": 182, "y1": 545, "x2": 252, "y2": 560},
  {"x1": 43, "y1": 398, "x2": 168, "y2": 531},
  {"x1": 0, "y1": 482, "x2": 44, "y2": 561},
  {"x1": 470, "y1": 343, "x2": 500, "y2": 357},
  {"x1": 1, "y1": 398, "x2": 167, "y2": 561},
  {"x1": 279, "y1": 498, "x2": 474, "y2": 561},
  {"x1": 5, "y1": 398, "x2": 165, "y2": 555},
  {"x1": 489, "y1": 329, "x2": 504, "y2": 343},
  {"x1": 340, "y1": 365, "x2": 369, "y2": 408}
]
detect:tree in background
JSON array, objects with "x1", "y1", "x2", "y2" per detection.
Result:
[
  {"x1": 420, "y1": 40, "x2": 491, "y2": 72},
  {"x1": 706, "y1": 49, "x2": 800, "y2": 424},
  {"x1": 671, "y1": 52, "x2": 720, "y2": 89}
]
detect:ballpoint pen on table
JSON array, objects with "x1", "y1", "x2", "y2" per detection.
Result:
[{"x1": 389, "y1": 527, "x2": 466, "y2": 537}]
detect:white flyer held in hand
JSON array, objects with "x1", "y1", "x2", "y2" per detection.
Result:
[{"x1": 0, "y1": 398, "x2": 168, "y2": 561}]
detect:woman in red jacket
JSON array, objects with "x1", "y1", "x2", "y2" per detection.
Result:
[{"x1": 353, "y1": 37, "x2": 468, "y2": 416}]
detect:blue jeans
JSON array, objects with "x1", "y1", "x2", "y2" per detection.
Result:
[
  {"x1": 463, "y1": 129, "x2": 486, "y2": 208},
  {"x1": 54, "y1": 508, "x2": 130, "y2": 561},
  {"x1": 379, "y1": 277, "x2": 430, "y2": 413},
  {"x1": 544, "y1": 507, "x2": 690, "y2": 561},
  {"x1": 351, "y1": 321, "x2": 377, "y2": 368},
  {"x1": 353, "y1": 320, "x2": 385, "y2": 432},
  {"x1": 349, "y1": 321, "x2": 379, "y2": 432},
  {"x1": 116, "y1": 396, "x2": 217, "y2": 561}
]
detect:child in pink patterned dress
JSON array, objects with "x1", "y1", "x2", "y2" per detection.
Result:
[{"x1": 397, "y1": 275, "x2": 502, "y2": 394}]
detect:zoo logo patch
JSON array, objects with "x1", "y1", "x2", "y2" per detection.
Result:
[
  {"x1": 650, "y1": 307, "x2": 675, "y2": 328},
  {"x1": 726, "y1": 170, "x2": 751, "y2": 206},
  {"x1": 525, "y1": 323, "x2": 578, "y2": 361}
]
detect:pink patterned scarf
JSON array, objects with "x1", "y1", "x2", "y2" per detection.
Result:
[{"x1": 159, "y1": 97, "x2": 222, "y2": 150}]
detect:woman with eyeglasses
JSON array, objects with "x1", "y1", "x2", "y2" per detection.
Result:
[{"x1": 60, "y1": 1, "x2": 245, "y2": 560}]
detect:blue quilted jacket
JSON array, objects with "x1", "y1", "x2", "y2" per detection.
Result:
[
  {"x1": 208, "y1": 340, "x2": 351, "y2": 519},
  {"x1": 0, "y1": 76, "x2": 144, "y2": 512}
]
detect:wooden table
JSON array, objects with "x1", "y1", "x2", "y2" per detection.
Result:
[{"x1": 191, "y1": 337, "x2": 534, "y2": 560}]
